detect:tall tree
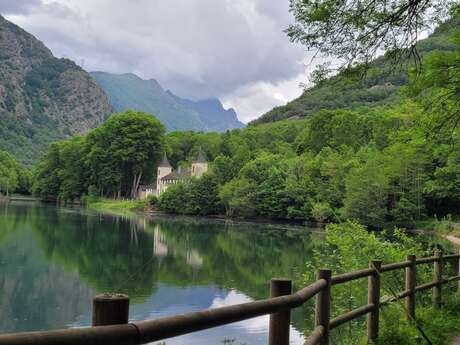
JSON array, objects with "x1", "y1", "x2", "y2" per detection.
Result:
[
  {"x1": 87, "y1": 111, "x2": 165, "y2": 198},
  {"x1": 0, "y1": 151, "x2": 19, "y2": 196},
  {"x1": 344, "y1": 153, "x2": 389, "y2": 228}
]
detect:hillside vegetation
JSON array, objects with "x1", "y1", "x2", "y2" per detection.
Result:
[
  {"x1": 0, "y1": 150, "x2": 29, "y2": 195},
  {"x1": 252, "y1": 18, "x2": 459, "y2": 125},
  {"x1": 91, "y1": 72, "x2": 244, "y2": 132},
  {"x1": 0, "y1": 15, "x2": 113, "y2": 166}
]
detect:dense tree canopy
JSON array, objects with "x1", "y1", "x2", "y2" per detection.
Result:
[
  {"x1": 86, "y1": 111, "x2": 165, "y2": 198},
  {"x1": 0, "y1": 150, "x2": 29, "y2": 196},
  {"x1": 33, "y1": 111, "x2": 165, "y2": 201}
]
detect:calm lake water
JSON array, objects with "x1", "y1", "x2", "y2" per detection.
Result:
[{"x1": 0, "y1": 201, "x2": 322, "y2": 344}]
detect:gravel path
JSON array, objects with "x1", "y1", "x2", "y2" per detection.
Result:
[
  {"x1": 452, "y1": 337, "x2": 460, "y2": 345},
  {"x1": 445, "y1": 235, "x2": 460, "y2": 246}
]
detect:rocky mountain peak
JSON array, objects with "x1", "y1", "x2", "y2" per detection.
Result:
[{"x1": 0, "y1": 15, "x2": 113, "y2": 165}]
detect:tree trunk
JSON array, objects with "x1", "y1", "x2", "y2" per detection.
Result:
[
  {"x1": 135, "y1": 171, "x2": 143, "y2": 198},
  {"x1": 131, "y1": 171, "x2": 143, "y2": 199},
  {"x1": 131, "y1": 173, "x2": 138, "y2": 199}
]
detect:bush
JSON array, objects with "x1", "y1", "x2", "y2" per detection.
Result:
[
  {"x1": 147, "y1": 195, "x2": 158, "y2": 207},
  {"x1": 157, "y1": 184, "x2": 188, "y2": 214},
  {"x1": 301, "y1": 221, "x2": 440, "y2": 344},
  {"x1": 158, "y1": 173, "x2": 223, "y2": 216},
  {"x1": 374, "y1": 296, "x2": 460, "y2": 345},
  {"x1": 311, "y1": 201, "x2": 333, "y2": 222}
]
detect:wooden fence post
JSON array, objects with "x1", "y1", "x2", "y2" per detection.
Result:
[
  {"x1": 405, "y1": 255, "x2": 416, "y2": 320},
  {"x1": 315, "y1": 269, "x2": 331, "y2": 345},
  {"x1": 367, "y1": 260, "x2": 381, "y2": 342},
  {"x1": 433, "y1": 250, "x2": 443, "y2": 309},
  {"x1": 269, "y1": 278, "x2": 292, "y2": 345},
  {"x1": 92, "y1": 293, "x2": 130, "y2": 326}
]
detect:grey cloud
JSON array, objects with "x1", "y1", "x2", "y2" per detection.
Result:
[
  {"x1": 0, "y1": 0, "x2": 42, "y2": 15},
  {"x1": 6, "y1": 0, "x2": 308, "y2": 120}
]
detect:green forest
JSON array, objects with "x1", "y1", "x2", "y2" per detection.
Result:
[
  {"x1": 0, "y1": 10, "x2": 458, "y2": 231},
  {"x1": 32, "y1": 110, "x2": 165, "y2": 201}
]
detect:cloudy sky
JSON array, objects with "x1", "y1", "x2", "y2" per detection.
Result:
[{"x1": 0, "y1": 0, "x2": 317, "y2": 122}]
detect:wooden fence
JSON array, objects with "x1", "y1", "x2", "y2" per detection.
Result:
[{"x1": 0, "y1": 250, "x2": 459, "y2": 345}]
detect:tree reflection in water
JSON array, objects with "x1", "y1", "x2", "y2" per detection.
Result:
[{"x1": 0, "y1": 202, "x2": 320, "y2": 343}]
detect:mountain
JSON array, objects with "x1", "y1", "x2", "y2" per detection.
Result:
[
  {"x1": 0, "y1": 14, "x2": 113, "y2": 166},
  {"x1": 166, "y1": 90, "x2": 244, "y2": 131},
  {"x1": 252, "y1": 18, "x2": 459, "y2": 125},
  {"x1": 90, "y1": 72, "x2": 244, "y2": 132},
  {"x1": 90, "y1": 72, "x2": 203, "y2": 131}
]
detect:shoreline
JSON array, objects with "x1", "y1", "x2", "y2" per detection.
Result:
[
  {"x1": 82, "y1": 197, "x2": 323, "y2": 229},
  {"x1": 144, "y1": 209, "x2": 322, "y2": 228},
  {"x1": 11, "y1": 197, "x2": 460, "y2": 242},
  {"x1": 10, "y1": 197, "x2": 323, "y2": 231}
]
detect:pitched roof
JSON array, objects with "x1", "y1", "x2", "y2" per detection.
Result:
[
  {"x1": 161, "y1": 168, "x2": 191, "y2": 181},
  {"x1": 138, "y1": 184, "x2": 155, "y2": 190},
  {"x1": 159, "y1": 153, "x2": 171, "y2": 168},
  {"x1": 193, "y1": 150, "x2": 207, "y2": 164}
]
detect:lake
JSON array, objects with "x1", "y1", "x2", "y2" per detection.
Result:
[{"x1": 0, "y1": 201, "x2": 322, "y2": 344}]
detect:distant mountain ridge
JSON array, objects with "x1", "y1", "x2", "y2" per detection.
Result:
[
  {"x1": 166, "y1": 90, "x2": 244, "y2": 132},
  {"x1": 90, "y1": 72, "x2": 244, "y2": 132},
  {"x1": 0, "y1": 14, "x2": 113, "y2": 165}
]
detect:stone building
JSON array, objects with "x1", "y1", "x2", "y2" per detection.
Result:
[{"x1": 138, "y1": 150, "x2": 208, "y2": 199}]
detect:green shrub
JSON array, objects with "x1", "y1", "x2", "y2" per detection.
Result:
[
  {"x1": 147, "y1": 194, "x2": 158, "y2": 207},
  {"x1": 158, "y1": 173, "x2": 223, "y2": 216},
  {"x1": 311, "y1": 201, "x2": 333, "y2": 222},
  {"x1": 301, "y1": 221, "x2": 451, "y2": 344},
  {"x1": 374, "y1": 296, "x2": 460, "y2": 345}
]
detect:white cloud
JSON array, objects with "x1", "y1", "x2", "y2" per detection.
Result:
[
  {"x1": 2, "y1": 0, "x2": 313, "y2": 122},
  {"x1": 221, "y1": 75, "x2": 305, "y2": 122},
  {"x1": 210, "y1": 290, "x2": 305, "y2": 344}
]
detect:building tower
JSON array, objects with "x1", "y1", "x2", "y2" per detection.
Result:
[
  {"x1": 191, "y1": 149, "x2": 208, "y2": 178},
  {"x1": 156, "y1": 153, "x2": 172, "y2": 196}
]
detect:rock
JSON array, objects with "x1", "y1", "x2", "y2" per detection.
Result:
[{"x1": 0, "y1": 14, "x2": 113, "y2": 165}]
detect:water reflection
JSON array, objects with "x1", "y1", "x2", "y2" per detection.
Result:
[
  {"x1": 0, "y1": 202, "x2": 320, "y2": 344},
  {"x1": 0, "y1": 203, "x2": 93, "y2": 332}
]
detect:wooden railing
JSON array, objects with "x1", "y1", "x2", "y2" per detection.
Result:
[{"x1": 0, "y1": 250, "x2": 459, "y2": 345}]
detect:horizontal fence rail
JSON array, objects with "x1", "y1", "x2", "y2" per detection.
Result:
[{"x1": 1, "y1": 251, "x2": 460, "y2": 345}]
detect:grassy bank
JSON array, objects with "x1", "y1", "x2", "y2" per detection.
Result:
[
  {"x1": 416, "y1": 215, "x2": 460, "y2": 237},
  {"x1": 345, "y1": 296, "x2": 460, "y2": 345},
  {"x1": 86, "y1": 198, "x2": 149, "y2": 213}
]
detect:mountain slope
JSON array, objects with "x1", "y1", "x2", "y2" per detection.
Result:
[
  {"x1": 166, "y1": 91, "x2": 245, "y2": 131},
  {"x1": 90, "y1": 72, "x2": 205, "y2": 131},
  {"x1": 0, "y1": 14, "x2": 113, "y2": 165},
  {"x1": 252, "y1": 18, "x2": 459, "y2": 125},
  {"x1": 91, "y1": 72, "x2": 244, "y2": 132}
]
